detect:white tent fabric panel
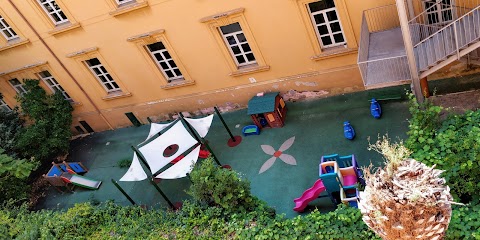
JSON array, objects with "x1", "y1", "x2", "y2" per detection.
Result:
[
  {"x1": 146, "y1": 122, "x2": 173, "y2": 140},
  {"x1": 138, "y1": 121, "x2": 198, "y2": 174},
  {"x1": 155, "y1": 145, "x2": 201, "y2": 179},
  {"x1": 185, "y1": 115, "x2": 214, "y2": 138},
  {"x1": 119, "y1": 153, "x2": 148, "y2": 181}
]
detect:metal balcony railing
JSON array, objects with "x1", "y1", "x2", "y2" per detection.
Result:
[{"x1": 358, "y1": 5, "x2": 411, "y2": 88}]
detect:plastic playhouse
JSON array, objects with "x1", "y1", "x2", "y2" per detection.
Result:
[
  {"x1": 293, "y1": 154, "x2": 365, "y2": 212},
  {"x1": 247, "y1": 92, "x2": 287, "y2": 129}
]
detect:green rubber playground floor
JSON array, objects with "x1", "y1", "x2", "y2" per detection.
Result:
[{"x1": 36, "y1": 75, "x2": 480, "y2": 218}]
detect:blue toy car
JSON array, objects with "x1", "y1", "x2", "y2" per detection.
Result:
[
  {"x1": 343, "y1": 121, "x2": 355, "y2": 140},
  {"x1": 370, "y1": 98, "x2": 382, "y2": 119}
]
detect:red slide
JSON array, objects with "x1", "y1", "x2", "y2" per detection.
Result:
[{"x1": 293, "y1": 179, "x2": 326, "y2": 212}]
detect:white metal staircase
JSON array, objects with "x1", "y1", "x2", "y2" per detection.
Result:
[
  {"x1": 412, "y1": 3, "x2": 480, "y2": 78},
  {"x1": 358, "y1": 0, "x2": 480, "y2": 88}
]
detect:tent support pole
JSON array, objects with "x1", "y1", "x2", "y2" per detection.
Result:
[
  {"x1": 186, "y1": 173, "x2": 193, "y2": 184},
  {"x1": 111, "y1": 179, "x2": 136, "y2": 205},
  {"x1": 178, "y1": 112, "x2": 201, "y2": 142},
  {"x1": 149, "y1": 178, "x2": 175, "y2": 208},
  {"x1": 147, "y1": 117, "x2": 153, "y2": 123},
  {"x1": 214, "y1": 106, "x2": 235, "y2": 142},
  {"x1": 130, "y1": 145, "x2": 175, "y2": 209},
  {"x1": 202, "y1": 139, "x2": 222, "y2": 166},
  {"x1": 130, "y1": 146, "x2": 152, "y2": 173}
]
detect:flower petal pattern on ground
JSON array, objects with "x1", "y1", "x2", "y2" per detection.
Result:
[{"x1": 259, "y1": 137, "x2": 296, "y2": 174}]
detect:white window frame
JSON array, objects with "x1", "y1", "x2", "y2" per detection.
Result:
[
  {"x1": 0, "y1": 15, "x2": 18, "y2": 41},
  {"x1": 0, "y1": 99, "x2": 11, "y2": 112},
  {"x1": 116, "y1": 0, "x2": 135, "y2": 5},
  {"x1": 85, "y1": 58, "x2": 121, "y2": 93},
  {"x1": 8, "y1": 78, "x2": 27, "y2": 95},
  {"x1": 424, "y1": 0, "x2": 455, "y2": 25},
  {"x1": 220, "y1": 23, "x2": 257, "y2": 67},
  {"x1": 36, "y1": 0, "x2": 69, "y2": 25},
  {"x1": 38, "y1": 70, "x2": 72, "y2": 101},
  {"x1": 308, "y1": 2, "x2": 346, "y2": 49},
  {"x1": 146, "y1": 42, "x2": 184, "y2": 82}
]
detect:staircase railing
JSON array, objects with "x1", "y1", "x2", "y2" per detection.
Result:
[
  {"x1": 414, "y1": 4, "x2": 480, "y2": 72},
  {"x1": 409, "y1": 0, "x2": 480, "y2": 44}
]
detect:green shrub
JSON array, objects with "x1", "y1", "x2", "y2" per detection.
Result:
[
  {"x1": 0, "y1": 108, "x2": 24, "y2": 158},
  {"x1": 236, "y1": 205, "x2": 379, "y2": 240},
  {"x1": 406, "y1": 94, "x2": 480, "y2": 202},
  {"x1": 187, "y1": 157, "x2": 258, "y2": 212},
  {"x1": 15, "y1": 79, "x2": 73, "y2": 163},
  {"x1": 1, "y1": 202, "x2": 478, "y2": 239},
  {"x1": 117, "y1": 158, "x2": 132, "y2": 168},
  {"x1": 0, "y1": 149, "x2": 38, "y2": 204}
]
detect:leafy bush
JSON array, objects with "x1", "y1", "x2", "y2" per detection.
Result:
[
  {"x1": 237, "y1": 205, "x2": 379, "y2": 239},
  {"x1": 446, "y1": 205, "x2": 480, "y2": 239},
  {"x1": 15, "y1": 79, "x2": 73, "y2": 163},
  {"x1": 117, "y1": 158, "x2": 132, "y2": 168},
  {"x1": 1, "y1": 201, "x2": 478, "y2": 239},
  {"x1": 406, "y1": 94, "x2": 480, "y2": 202},
  {"x1": 0, "y1": 108, "x2": 24, "y2": 158},
  {"x1": 187, "y1": 157, "x2": 258, "y2": 212},
  {"x1": 0, "y1": 149, "x2": 38, "y2": 204}
]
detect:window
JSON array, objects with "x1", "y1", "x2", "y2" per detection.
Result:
[
  {"x1": 0, "y1": 15, "x2": 18, "y2": 41},
  {"x1": 116, "y1": 0, "x2": 135, "y2": 5},
  {"x1": 38, "y1": 70, "x2": 72, "y2": 100},
  {"x1": 220, "y1": 23, "x2": 256, "y2": 67},
  {"x1": 36, "y1": 0, "x2": 69, "y2": 25},
  {"x1": 0, "y1": 98, "x2": 11, "y2": 112},
  {"x1": 308, "y1": 0, "x2": 346, "y2": 48},
  {"x1": 200, "y1": 8, "x2": 269, "y2": 76},
  {"x1": 146, "y1": 42, "x2": 183, "y2": 82},
  {"x1": 106, "y1": 0, "x2": 148, "y2": 16},
  {"x1": 8, "y1": 78, "x2": 27, "y2": 95},
  {"x1": 425, "y1": 0, "x2": 453, "y2": 24},
  {"x1": 85, "y1": 58, "x2": 121, "y2": 93}
]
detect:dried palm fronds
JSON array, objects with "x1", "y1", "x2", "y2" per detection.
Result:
[{"x1": 360, "y1": 137, "x2": 453, "y2": 240}]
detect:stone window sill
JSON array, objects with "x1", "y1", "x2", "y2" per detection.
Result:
[
  {"x1": 160, "y1": 80, "x2": 195, "y2": 90},
  {"x1": 70, "y1": 101, "x2": 82, "y2": 107},
  {"x1": 0, "y1": 38, "x2": 30, "y2": 52},
  {"x1": 48, "y1": 22, "x2": 81, "y2": 35},
  {"x1": 102, "y1": 91, "x2": 132, "y2": 100},
  {"x1": 230, "y1": 65, "x2": 270, "y2": 77},
  {"x1": 110, "y1": 1, "x2": 149, "y2": 16},
  {"x1": 311, "y1": 47, "x2": 357, "y2": 61}
]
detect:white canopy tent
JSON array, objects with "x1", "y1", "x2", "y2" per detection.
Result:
[
  {"x1": 119, "y1": 115, "x2": 214, "y2": 182},
  {"x1": 184, "y1": 114, "x2": 214, "y2": 138},
  {"x1": 155, "y1": 145, "x2": 201, "y2": 179}
]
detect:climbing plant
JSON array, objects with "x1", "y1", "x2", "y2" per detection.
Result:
[
  {"x1": 406, "y1": 94, "x2": 480, "y2": 202},
  {"x1": 15, "y1": 79, "x2": 73, "y2": 163}
]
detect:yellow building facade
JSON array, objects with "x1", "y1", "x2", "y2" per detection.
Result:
[{"x1": 0, "y1": 0, "x2": 469, "y2": 133}]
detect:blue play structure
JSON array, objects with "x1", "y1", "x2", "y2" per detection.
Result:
[
  {"x1": 343, "y1": 121, "x2": 355, "y2": 140},
  {"x1": 293, "y1": 154, "x2": 365, "y2": 212},
  {"x1": 370, "y1": 98, "x2": 382, "y2": 119},
  {"x1": 242, "y1": 125, "x2": 260, "y2": 136}
]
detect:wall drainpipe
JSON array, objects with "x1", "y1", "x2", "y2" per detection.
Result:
[{"x1": 7, "y1": 0, "x2": 114, "y2": 130}]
